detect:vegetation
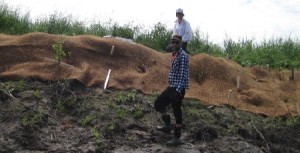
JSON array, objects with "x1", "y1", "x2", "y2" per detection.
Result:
[
  {"x1": 1, "y1": 1, "x2": 300, "y2": 71},
  {"x1": 52, "y1": 39, "x2": 71, "y2": 64}
]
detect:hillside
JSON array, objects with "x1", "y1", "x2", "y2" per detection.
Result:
[
  {"x1": 0, "y1": 33, "x2": 299, "y2": 153},
  {"x1": 0, "y1": 32, "x2": 299, "y2": 116}
]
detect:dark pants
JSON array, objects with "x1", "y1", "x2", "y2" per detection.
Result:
[{"x1": 154, "y1": 87, "x2": 185, "y2": 124}]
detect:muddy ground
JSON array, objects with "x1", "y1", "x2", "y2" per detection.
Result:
[{"x1": 0, "y1": 79, "x2": 299, "y2": 153}]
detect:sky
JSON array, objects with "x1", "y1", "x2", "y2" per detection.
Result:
[{"x1": 4, "y1": 0, "x2": 300, "y2": 45}]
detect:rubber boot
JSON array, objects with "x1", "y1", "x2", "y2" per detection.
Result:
[
  {"x1": 156, "y1": 114, "x2": 171, "y2": 134},
  {"x1": 166, "y1": 126, "x2": 182, "y2": 146}
]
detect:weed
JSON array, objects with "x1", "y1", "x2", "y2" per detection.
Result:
[
  {"x1": 127, "y1": 134, "x2": 136, "y2": 141},
  {"x1": 116, "y1": 107, "x2": 127, "y2": 119},
  {"x1": 81, "y1": 115, "x2": 96, "y2": 126},
  {"x1": 52, "y1": 39, "x2": 71, "y2": 64},
  {"x1": 115, "y1": 92, "x2": 127, "y2": 104},
  {"x1": 0, "y1": 80, "x2": 26, "y2": 101},
  {"x1": 107, "y1": 124, "x2": 115, "y2": 131},
  {"x1": 133, "y1": 106, "x2": 143, "y2": 119},
  {"x1": 285, "y1": 117, "x2": 297, "y2": 126},
  {"x1": 56, "y1": 98, "x2": 76, "y2": 113},
  {"x1": 108, "y1": 100, "x2": 117, "y2": 109},
  {"x1": 3, "y1": 80, "x2": 26, "y2": 92},
  {"x1": 114, "y1": 91, "x2": 137, "y2": 104},
  {"x1": 20, "y1": 112, "x2": 46, "y2": 128},
  {"x1": 33, "y1": 89, "x2": 41, "y2": 98},
  {"x1": 56, "y1": 99, "x2": 65, "y2": 112},
  {"x1": 127, "y1": 91, "x2": 137, "y2": 102},
  {"x1": 75, "y1": 101, "x2": 88, "y2": 115},
  {"x1": 91, "y1": 127, "x2": 102, "y2": 146}
]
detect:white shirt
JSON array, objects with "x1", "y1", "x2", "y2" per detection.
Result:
[{"x1": 173, "y1": 18, "x2": 193, "y2": 43}]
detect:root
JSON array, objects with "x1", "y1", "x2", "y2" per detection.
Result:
[{"x1": 251, "y1": 122, "x2": 271, "y2": 153}]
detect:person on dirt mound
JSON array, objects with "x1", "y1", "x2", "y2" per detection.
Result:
[
  {"x1": 165, "y1": 8, "x2": 193, "y2": 54},
  {"x1": 154, "y1": 35, "x2": 189, "y2": 146}
]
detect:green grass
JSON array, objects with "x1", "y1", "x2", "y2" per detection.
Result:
[{"x1": 1, "y1": 1, "x2": 300, "y2": 69}]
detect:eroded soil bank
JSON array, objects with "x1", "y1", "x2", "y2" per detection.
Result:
[{"x1": 0, "y1": 79, "x2": 299, "y2": 153}]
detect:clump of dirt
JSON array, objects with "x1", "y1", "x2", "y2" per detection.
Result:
[{"x1": 0, "y1": 79, "x2": 299, "y2": 153}]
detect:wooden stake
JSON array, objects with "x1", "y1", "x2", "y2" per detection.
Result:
[
  {"x1": 228, "y1": 89, "x2": 232, "y2": 104},
  {"x1": 237, "y1": 76, "x2": 240, "y2": 90},
  {"x1": 110, "y1": 46, "x2": 115, "y2": 56},
  {"x1": 104, "y1": 69, "x2": 111, "y2": 90}
]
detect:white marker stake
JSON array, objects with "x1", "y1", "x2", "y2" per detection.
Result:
[
  {"x1": 110, "y1": 46, "x2": 115, "y2": 56},
  {"x1": 104, "y1": 69, "x2": 111, "y2": 90},
  {"x1": 228, "y1": 89, "x2": 232, "y2": 104},
  {"x1": 237, "y1": 76, "x2": 240, "y2": 90}
]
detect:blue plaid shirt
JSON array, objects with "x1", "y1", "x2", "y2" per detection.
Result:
[{"x1": 168, "y1": 49, "x2": 189, "y2": 93}]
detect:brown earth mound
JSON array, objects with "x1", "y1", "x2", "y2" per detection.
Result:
[{"x1": 0, "y1": 32, "x2": 299, "y2": 116}]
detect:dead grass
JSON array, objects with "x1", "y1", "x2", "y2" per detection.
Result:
[{"x1": 0, "y1": 32, "x2": 299, "y2": 116}]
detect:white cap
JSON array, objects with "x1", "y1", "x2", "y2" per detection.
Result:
[{"x1": 176, "y1": 8, "x2": 184, "y2": 15}]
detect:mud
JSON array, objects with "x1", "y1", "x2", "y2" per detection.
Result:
[{"x1": 0, "y1": 79, "x2": 299, "y2": 153}]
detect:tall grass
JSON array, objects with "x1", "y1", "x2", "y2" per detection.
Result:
[
  {"x1": 224, "y1": 37, "x2": 300, "y2": 68},
  {"x1": 135, "y1": 22, "x2": 172, "y2": 51},
  {"x1": 1, "y1": 1, "x2": 300, "y2": 69},
  {"x1": 32, "y1": 13, "x2": 86, "y2": 35},
  {"x1": 0, "y1": 1, "x2": 31, "y2": 34}
]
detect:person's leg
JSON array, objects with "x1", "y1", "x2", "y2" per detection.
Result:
[
  {"x1": 170, "y1": 89, "x2": 185, "y2": 125},
  {"x1": 154, "y1": 87, "x2": 170, "y2": 113},
  {"x1": 167, "y1": 88, "x2": 185, "y2": 145},
  {"x1": 154, "y1": 87, "x2": 172, "y2": 133}
]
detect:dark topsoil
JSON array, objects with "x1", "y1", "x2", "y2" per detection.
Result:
[{"x1": 0, "y1": 79, "x2": 299, "y2": 153}]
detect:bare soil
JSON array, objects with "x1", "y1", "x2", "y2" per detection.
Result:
[{"x1": 0, "y1": 79, "x2": 299, "y2": 153}]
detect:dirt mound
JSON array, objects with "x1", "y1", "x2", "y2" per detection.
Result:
[{"x1": 0, "y1": 32, "x2": 299, "y2": 116}]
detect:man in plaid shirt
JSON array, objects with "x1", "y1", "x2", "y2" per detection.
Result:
[{"x1": 154, "y1": 35, "x2": 189, "y2": 145}]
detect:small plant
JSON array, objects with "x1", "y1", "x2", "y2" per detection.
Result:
[
  {"x1": 33, "y1": 89, "x2": 41, "y2": 98},
  {"x1": 285, "y1": 116, "x2": 297, "y2": 126},
  {"x1": 107, "y1": 124, "x2": 115, "y2": 131},
  {"x1": 81, "y1": 115, "x2": 96, "y2": 126},
  {"x1": 56, "y1": 99, "x2": 65, "y2": 112},
  {"x1": 91, "y1": 127, "x2": 102, "y2": 146},
  {"x1": 0, "y1": 80, "x2": 26, "y2": 101},
  {"x1": 52, "y1": 39, "x2": 71, "y2": 64},
  {"x1": 55, "y1": 93, "x2": 77, "y2": 113},
  {"x1": 20, "y1": 112, "x2": 46, "y2": 128},
  {"x1": 114, "y1": 91, "x2": 137, "y2": 104},
  {"x1": 127, "y1": 134, "x2": 136, "y2": 141},
  {"x1": 133, "y1": 106, "x2": 143, "y2": 119},
  {"x1": 115, "y1": 92, "x2": 127, "y2": 104},
  {"x1": 116, "y1": 107, "x2": 127, "y2": 119},
  {"x1": 127, "y1": 91, "x2": 137, "y2": 102},
  {"x1": 108, "y1": 100, "x2": 117, "y2": 109},
  {"x1": 4, "y1": 80, "x2": 26, "y2": 92}
]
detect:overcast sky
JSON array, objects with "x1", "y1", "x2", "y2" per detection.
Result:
[{"x1": 4, "y1": 0, "x2": 300, "y2": 45}]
